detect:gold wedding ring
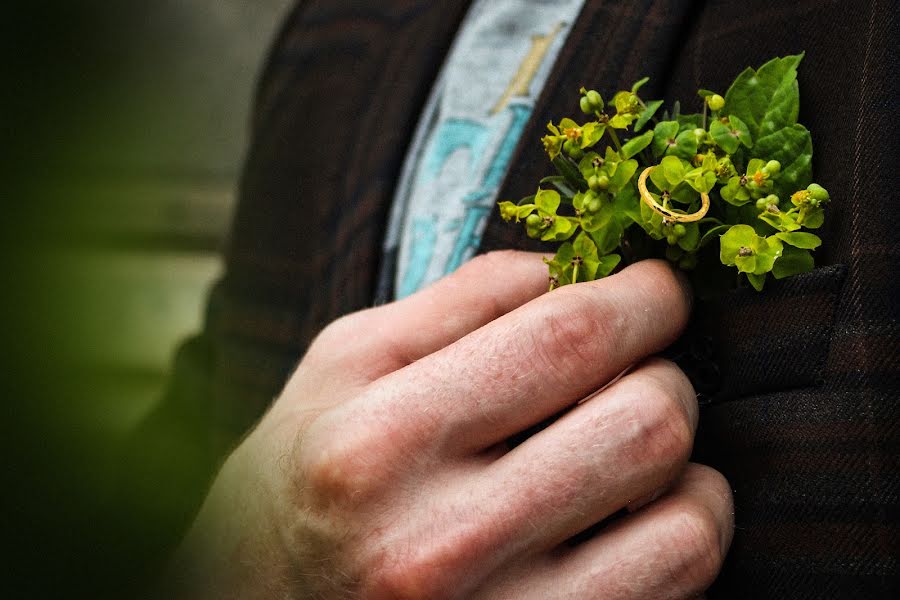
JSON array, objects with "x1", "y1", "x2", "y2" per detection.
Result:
[{"x1": 637, "y1": 167, "x2": 710, "y2": 223}]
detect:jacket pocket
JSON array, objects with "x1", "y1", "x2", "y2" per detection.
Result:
[{"x1": 670, "y1": 265, "x2": 848, "y2": 404}]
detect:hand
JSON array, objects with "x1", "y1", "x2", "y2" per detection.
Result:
[{"x1": 166, "y1": 253, "x2": 734, "y2": 599}]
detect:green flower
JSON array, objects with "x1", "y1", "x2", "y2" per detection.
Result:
[
  {"x1": 709, "y1": 115, "x2": 752, "y2": 154},
  {"x1": 608, "y1": 91, "x2": 642, "y2": 129},
  {"x1": 789, "y1": 183, "x2": 829, "y2": 228},
  {"x1": 720, "y1": 224, "x2": 784, "y2": 279},
  {"x1": 545, "y1": 231, "x2": 620, "y2": 288},
  {"x1": 521, "y1": 188, "x2": 577, "y2": 242},
  {"x1": 720, "y1": 158, "x2": 772, "y2": 206},
  {"x1": 542, "y1": 118, "x2": 583, "y2": 160},
  {"x1": 578, "y1": 147, "x2": 639, "y2": 195},
  {"x1": 651, "y1": 121, "x2": 699, "y2": 160},
  {"x1": 646, "y1": 156, "x2": 700, "y2": 206}
]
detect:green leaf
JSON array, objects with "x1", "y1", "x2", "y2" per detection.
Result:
[
  {"x1": 578, "y1": 152, "x2": 601, "y2": 180},
  {"x1": 710, "y1": 119, "x2": 739, "y2": 154},
  {"x1": 539, "y1": 175, "x2": 576, "y2": 197},
  {"x1": 634, "y1": 99, "x2": 664, "y2": 132},
  {"x1": 535, "y1": 188, "x2": 560, "y2": 213},
  {"x1": 747, "y1": 272, "x2": 766, "y2": 291},
  {"x1": 675, "y1": 112, "x2": 703, "y2": 129},
  {"x1": 580, "y1": 121, "x2": 606, "y2": 148},
  {"x1": 552, "y1": 156, "x2": 589, "y2": 192},
  {"x1": 746, "y1": 158, "x2": 766, "y2": 176},
  {"x1": 728, "y1": 115, "x2": 753, "y2": 148},
  {"x1": 754, "y1": 236, "x2": 783, "y2": 274},
  {"x1": 721, "y1": 176, "x2": 751, "y2": 205},
  {"x1": 720, "y1": 224, "x2": 779, "y2": 272},
  {"x1": 613, "y1": 91, "x2": 639, "y2": 114},
  {"x1": 541, "y1": 215, "x2": 577, "y2": 241},
  {"x1": 759, "y1": 208, "x2": 801, "y2": 232},
  {"x1": 669, "y1": 129, "x2": 699, "y2": 160},
  {"x1": 772, "y1": 245, "x2": 814, "y2": 279},
  {"x1": 573, "y1": 230, "x2": 599, "y2": 259},
  {"x1": 515, "y1": 204, "x2": 537, "y2": 220},
  {"x1": 685, "y1": 169, "x2": 716, "y2": 194},
  {"x1": 620, "y1": 130, "x2": 654, "y2": 159},
  {"x1": 616, "y1": 185, "x2": 642, "y2": 226},
  {"x1": 677, "y1": 222, "x2": 700, "y2": 251},
  {"x1": 752, "y1": 124, "x2": 813, "y2": 198},
  {"x1": 723, "y1": 53, "x2": 803, "y2": 141},
  {"x1": 648, "y1": 164, "x2": 669, "y2": 193},
  {"x1": 596, "y1": 254, "x2": 622, "y2": 277},
  {"x1": 661, "y1": 155, "x2": 687, "y2": 186},
  {"x1": 651, "y1": 121, "x2": 679, "y2": 157},
  {"x1": 609, "y1": 113, "x2": 637, "y2": 129},
  {"x1": 775, "y1": 231, "x2": 822, "y2": 249},
  {"x1": 609, "y1": 159, "x2": 638, "y2": 191},
  {"x1": 631, "y1": 77, "x2": 650, "y2": 93},
  {"x1": 721, "y1": 224, "x2": 755, "y2": 254},
  {"x1": 697, "y1": 88, "x2": 716, "y2": 99},
  {"x1": 542, "y1": 134, "x2": 563, "y2": 160},
  {"x1": 699, "y1": 224, "x2": 731, "y2": 248},
  {"x1": 586, "y1": 208, "x2": 624, "y2": 253},
  {"x1": 798, "y1": 205, "x2": 825, "y2": 228}
]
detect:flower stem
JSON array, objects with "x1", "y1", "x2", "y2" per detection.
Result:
[{"x1": 606, "y1": 128, "x2": 624, "y2": 153}]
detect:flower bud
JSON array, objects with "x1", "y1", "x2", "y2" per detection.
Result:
[
  {"x1": 589, "y1": 174, "x2": 609, "y2": 191},
  {"x1": 580, "y1": 90, "x2": 603, "y2": 114},
  {"x1": 563, "y1": 140, "x2": 584, "y2": 160},
  {"x1": 707, "y1": 94, "x2": 725, "y2": 111},
  {"x1": 580, "y1": 96, "x2": 593, "y2": 115},
  {"x1": 765, "y1": 160, "x2": 781, "y2": 175},
  {"x1": 807, "y1": 183, "x2": 830, "y2": 202},
  {"x1": 500, "y1": 203, "x2": 517, "y2": 221},
  {"x1": 525, "y1": 213, "x2": 542, "y2": 227}
]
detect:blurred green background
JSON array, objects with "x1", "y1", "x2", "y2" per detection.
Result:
[{"x1": 4, "y1": 1, "x2": 293, "y2": 596}]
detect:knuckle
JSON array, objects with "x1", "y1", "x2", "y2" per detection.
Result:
[
  {"x1": 532, "y1": 288, "x2": 615, "y2": 380},
  {"x1": 297, "y1": 421, "x2": 384, "y2": 508},
  {"x1": 698, "y1": 465, "x2": 734, "y2": 510},
  {"x1": 645, "y1": 357, "x2": 698, "y2": 428},
  {"x1": 307, "y1": 310, "x2": 373, "y2": 361},
  {"x1": 449, "y1": 250, "x2": 510, "y2": 288},
  {"x1": 665, "y1": 504, "x2": 725, "y2": 589},
  {"x1": 470, "y1": 249, "x2": 518, "y2": 273},
  {"x1": 628, "y1": 378, "x2": 694, "y2": 466},
  {"x1": 628, "y1": 258, "x2": 689, "y2": 304},
  {"x1": 366, "y1": 543, "x2": 464, "y2": 600},
  {"x1": 459, "y1": 250, "x2": 512, "y2": 273}
]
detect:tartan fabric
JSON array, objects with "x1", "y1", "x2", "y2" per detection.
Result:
[{"x1": 141, "y1": 0, "x2": 900, "y2": 596}]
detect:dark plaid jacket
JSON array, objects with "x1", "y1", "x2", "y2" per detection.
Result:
[{"x1": 138, "y1": 1, "x2": 899, "y2": 597}]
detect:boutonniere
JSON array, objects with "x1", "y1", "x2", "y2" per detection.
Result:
[{"x1": 498, "y1": 53, "x2": 829, "y2": 296}]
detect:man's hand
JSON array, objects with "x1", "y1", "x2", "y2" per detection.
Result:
[{"x1": 168, "y1": 253, "x2": 734, "y2": 599}]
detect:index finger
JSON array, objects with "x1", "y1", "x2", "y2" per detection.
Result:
[{"x1": 366, "y1": 259, "x2": 692, "y2": 453}]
